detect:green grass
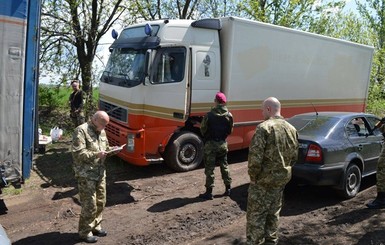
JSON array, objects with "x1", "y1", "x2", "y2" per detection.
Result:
[
  {"x1": 2, "y1": 185, "x2": 23, "y2": 195},
  {"x1": 49, "y1": 86, "x2": 99, "y2": 107}
]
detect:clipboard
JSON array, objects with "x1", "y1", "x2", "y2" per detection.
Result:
[{"x1": 106, "y1": 144, "x2": 126, "y2": 154}]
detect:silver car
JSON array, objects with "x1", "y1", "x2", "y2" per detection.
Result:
[
  {"x1": 287, "y1": 112, "x2": 383, "y2": 198},
  {"x1": 0, "y1": 224, "x2": 10, "y2": 245}
]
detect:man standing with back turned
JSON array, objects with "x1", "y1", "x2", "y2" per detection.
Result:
[
  {"x1": 247, "y1": 97, "x2": 298, "y2": 245},
  {"x1": 199, "y1": 92, "x2": 234, "y2": 200}
]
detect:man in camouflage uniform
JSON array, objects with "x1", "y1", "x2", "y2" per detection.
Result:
[
  {"x1": 199, "y1": 92, "x2": 234, "y2": 200},
  {"x1": 367, "y1": 117, "x2": 385, "y2": 209},
  {"x1": 72, "y1": 111, "x2": 117, "y2": 243},
  {"x1": 247, "y1": 97, "x2": 298, "y2": 245}
]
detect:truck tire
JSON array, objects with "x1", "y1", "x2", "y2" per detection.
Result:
[
  {"x1": 164, "y1": 132, "x2": 203, "y2": 172},
  {"x1": 340, "y1": 163, "x2": 361, "y2": 199}
]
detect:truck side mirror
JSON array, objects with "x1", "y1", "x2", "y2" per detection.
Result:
[{"x1": 143, "y1": 49, "x2": 152, "y2": 86}]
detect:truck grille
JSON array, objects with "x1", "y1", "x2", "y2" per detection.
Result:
[
  {"x1": 99, "y1": 100, "x2": 128, "y2": 123},
  {"x1": 105, "y1": 124, "x2": 121, "y2": 147},
  {"x1": 108, "y1": 136, "x2": 120, "y2": 147},
  {"x1": 106, "y1": 124, "x2": 120, "y2": 137}
]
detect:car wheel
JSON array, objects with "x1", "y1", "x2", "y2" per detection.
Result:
[
  {"x1": 340, "y1": 163, "x2": 362, "y2": 198},
  {"x1": 164, "y1": 132, "x2": 204, "y2": 172}
]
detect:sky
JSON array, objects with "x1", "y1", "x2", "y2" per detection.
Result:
[{"x1": 344, "y1": 0, "x2": 358, "y2": 12}]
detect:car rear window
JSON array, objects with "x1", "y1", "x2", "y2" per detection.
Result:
[{"x1": 287, "y1": 115, "x2": 340, "y2": 137}]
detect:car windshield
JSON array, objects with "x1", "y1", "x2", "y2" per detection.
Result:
[
  {"x1": 101, "y1": 48, "x2": 146, "y2": 88},
  {"x1": 287, "y1": 115, "x2": 340, "y2": 137}
]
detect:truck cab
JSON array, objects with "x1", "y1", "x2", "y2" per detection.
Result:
[{"x1": 99, "y1": 19, "x2": 222, "y2": 171}]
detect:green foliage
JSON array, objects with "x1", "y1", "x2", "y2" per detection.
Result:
[
  {"x1": 356, "y1": 0, "x2": 385, "y2": 86},
  {"x1": 38, "y1": 85, "x2": 99, "y2": 136},
  {"x1": 367, "y1": 83, "x2": 385, "y2": 116},
  {"x1": 38, "y1": 85, "x2": 65, "y2": 111},
  {"x1": 238, "y1": 0, "x2": 345, "y2": 29}
]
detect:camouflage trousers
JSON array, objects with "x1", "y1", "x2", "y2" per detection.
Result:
[
  {"x1": 71, "y1": 112, "x2": 85, "y2": 127},
  {"x1": 377, "y1": 155, "x2": 385, "y2": 192},
  {"x1": 203, "y1": 140, "x2": 232, "y2": 188},
  {"x1": 77, "y1": 176, "x2": 106, "y2": 238},
  {"x1": 246, "y1": 184, "x2": 284, "y2": 245}
]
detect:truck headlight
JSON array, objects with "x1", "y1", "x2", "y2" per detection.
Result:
[{"x1": 127, "y1": 134, "x2": 135, "y2": 152}]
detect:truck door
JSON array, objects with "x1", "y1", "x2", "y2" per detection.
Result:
[{"x1": 146, "y1": 47, "x2": 189, "y2": 120}]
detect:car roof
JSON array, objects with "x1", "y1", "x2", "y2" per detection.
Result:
[{"x1": 289, "y1": 111, "x2": 375, "y2": 119}]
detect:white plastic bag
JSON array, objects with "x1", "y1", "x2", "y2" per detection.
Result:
[{"x1": 50, "y1": 126, "x2": 63, "y2": 142}]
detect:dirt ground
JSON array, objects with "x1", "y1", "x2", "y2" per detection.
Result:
[{"x1": 1, "y1": 140, "x2": 385, "y2": 245}]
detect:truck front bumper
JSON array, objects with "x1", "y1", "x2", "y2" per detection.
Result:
[{"x1": 105, "y1": 124, "x2": 164, "y2": 166}]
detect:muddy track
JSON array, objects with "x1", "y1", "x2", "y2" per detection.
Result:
[{"x1": 0, "y1": 142, "x2": 384, "y2": 245}]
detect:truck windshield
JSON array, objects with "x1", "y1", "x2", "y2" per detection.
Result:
[{"x1": 101, "y1": 48, "x2": 146, "y2": 88}]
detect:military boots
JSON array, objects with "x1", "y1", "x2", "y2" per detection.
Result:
[
  {"x1": 198, "y1": 187, "x2": 213, "y2": 200},
  {"x1": 366, "y1": 192, "x2": 385, "y2": 209},
  {"x1": 224, "y1": 185, "x2": 231, "y2": 196}
]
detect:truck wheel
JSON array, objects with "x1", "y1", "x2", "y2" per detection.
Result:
[
  {"x1": 340, "y1": 163, "x2": 361, "y2": 199},
  {"x1": 165, "y1": 132, "x2": 203, "y2": 172}
]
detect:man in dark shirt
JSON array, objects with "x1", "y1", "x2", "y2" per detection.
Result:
[
  {"x1": 69, "y1": 80, "x2": 85, "y2": 127},
  {"x1": 198, "y1": 92, "x2": 234, "y2": 200}
]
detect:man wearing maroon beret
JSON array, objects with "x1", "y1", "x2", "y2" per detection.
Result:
[{"x1": 199, "y1": 92, "x2": 234, "y2": 200}]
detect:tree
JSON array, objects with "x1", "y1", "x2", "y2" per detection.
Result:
[
  {"x1": 238, "y1": 0, "x2": 345, "y2": 30},
  {"x1": 130, "y1": 0, "x2": 199, "y2": 20},
  {"x1": 40, "y1": 0, "x2": 126, "y2": 116},
  {"x1": 357, "y1": 0, "x2": 385, "y2": 86},
  {"x1": 129, "y1": 0, "x2": 242, "y2": 21},
  {"x1": 194, "y1": 0, "x2": 243, "y2": 18}
]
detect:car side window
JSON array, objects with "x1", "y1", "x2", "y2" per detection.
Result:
[
  {"x1": 366, "y1": 116, "x2": 382, "y2": 137},
  {"x1": 346, "y1": 121, "x2": 359, "y2": 137},
  {"x1": 347, "y1": 117, "x2": 369, "y2": 137}
]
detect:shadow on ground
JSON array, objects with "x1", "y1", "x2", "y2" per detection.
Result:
[
  {"x1": 225, "y1": 174, "x2": 377, "y2": 216},
  {"x1": 356, "y1": 229, "x2": 385, "y2": 245},
  {"x1": 32, "y1": 141, "x2": 249, "y2": 202},
  {"x1": 34, "y1": 140, "x2": 175, "y2": 189},
  {"x1": 147, "y1": 196, "x2": 207, "y2": 212},
  {"x1": 32, "y1": 139, "x2": 173, "y2": 207},
  {"x1": 12, "y1": 232, "x2": 79, "y2": 245}
]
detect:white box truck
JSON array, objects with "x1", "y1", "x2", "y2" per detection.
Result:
[{"x1": 99, "y1": 16, "x2": 374, "y2": 172}]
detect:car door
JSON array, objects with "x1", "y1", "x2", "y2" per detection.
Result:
[
  {"x1": 346, "y1": 116, "x2": 383, "y2": 175},
  {"x1": 364, "y1": 116, "x2": 384, "y2": 173}
]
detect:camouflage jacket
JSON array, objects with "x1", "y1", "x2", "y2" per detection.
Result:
[
  {"x1": 200, "y1": 104, "x2": 233, "y2": 142},
  {"x1": 71, "y1": 120, "x2": 111, "y2": 180},
  {"x1": 378, "y1": 124, "x2": 385, "y2": 156},
  {"x1": 248, "y1": 116, "x2": 298, "y2": 188}
]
